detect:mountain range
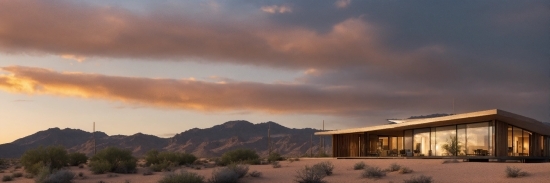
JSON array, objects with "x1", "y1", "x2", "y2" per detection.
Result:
[{"x1": 0, "y1": 121, "x2": 331, "y2": 158}]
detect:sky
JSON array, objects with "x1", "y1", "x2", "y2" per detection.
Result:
[{"x1": 0, "y1": 0, "x2": 549, "y2": 144}]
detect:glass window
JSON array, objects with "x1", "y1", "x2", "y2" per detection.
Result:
[
  {"x1": 435, "y1": 125, "x2": 457, "y2": 156},
  {"x1": 508, "y1": 126, "x2": 514, "y2": 156},
  {"x1": 430, "y1": 128, "x2": 436, "y2": 156},
  {"x1": 414, "y1": 128, "x2": 430, "y2": 156},
  {"x1": 404, "y1": 130, "x2": 413, "y2": 153},
  {"x1": 522, "y1": 130, "x2": 531, "y2": 156},
  {"x1": 512, "y1": 127, "x2": 523, "y2": 156},
  {"x1": 466, "y1": 122, "x2": 490, "y2": 156}
]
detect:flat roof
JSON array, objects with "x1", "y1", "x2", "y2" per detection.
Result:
[{"x1": 315, "y1": 109, "x2": 550, "y2": 136}]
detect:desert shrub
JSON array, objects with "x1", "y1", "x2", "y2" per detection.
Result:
[
  {"x1": 159, "y1": 171, "x2": 205, "y2": 183},
  {"x1": 398, "y1": 167, "x2": 413, "y2": 174},
  {"x1": 227, "y1": 163, "x2": 249, "y2": 178},
  {"x1": 2, "y1": 175, "x2": 12, "y2": 182},
  {"x1": 145, "y1": 150, "x2": 197, "y2": 167},
  {"x1": 89, "y1": 147, "x2": 137, "y2": 174},
  {"x1": 20, "y1": 145, "x2": 69, "y2": 175},
  {"x1": 0, "y1": 159, "x2": 7, "y2": 170},
  {"x1": 268, "y1": 153, "x2": 284, "y2": 162},
  {"x1": 89, "y1": 160, "x2": 111, "y2": 174},
  {"x1": 68, "y1": 152, "x2": 88, "y2": 166},
  {"x1": 294, "y1": 165, "x2": 326, "y2": 183},
  {"x1": 38, "y1": 170, "x2": 75, "y2": 183},
  {"x1": 387, "y1": 163, "x2": 401, "y2": 172},
  {"x1": 362, "y1": 166, "x2": 386, "y2": 179},
  {"x1": 403, "y1": 175, "x2": 433, "y2": 183},
  {"x1": 505, "y1": 166, "x2": 528, "y2": 178},
  {"x1": 77, "y1": 172, "x2": 84, "y2": 178},
  {"x1": 11, "y1": 173, "x2": 22, "y2": 178},
  {"x1": 249, "y1": 170, "x2": 262, "y2": 177},
  {"x1": 311, "y1": 161, "x2": 334, "y2": 176},
  {"x1": 142, "y1": 167, "x2": 153, "y2": 176},
  {"x1": 353, "y1": 161, "x2": 366, "y2": 170},
  {"x1": 150, "y1": 161, "x2": 176, "y2": 172},
  {"x1": 209, "y1": 167, "x2": 239, "y2": 183},
  {"x1": 219, "y1": 149, "x2": 259, "y2": 166},
  {"x1": 441, "y1": 159, "x2": 459, "y2": 164},
  {"x1": 272, "y1": 161, "x2": 281, "y2": 168}
]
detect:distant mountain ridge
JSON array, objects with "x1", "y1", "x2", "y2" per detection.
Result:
[{"x1": 0, "y1": 121, "x2": 331, "y2": 158}]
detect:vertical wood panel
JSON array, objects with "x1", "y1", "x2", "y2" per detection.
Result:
[{"x1": 495, "y1": 120, "x2": 508, "y2": 157}]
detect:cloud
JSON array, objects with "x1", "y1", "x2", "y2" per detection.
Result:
[
  {"x1": 1, "y1": 65, "x2": 546, "y2": 122},
  {"x1": 61, "y1": 54, "x2": 86, "y2": 62},
  {"x1": 261, "y1": 5, "x2": 292, "y2": 14},
  {"x1": 0, "y1": 66, "x2": 404, "y2": 115},
  {"x1": 335, "y1": 0, "x2": 351, "y2": 8},
  {"x1": 0, "y1": 0, "x2": 388, "y2": 70}
]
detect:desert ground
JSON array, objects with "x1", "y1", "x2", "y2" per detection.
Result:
[{"x1": 2, "y1": 158, "x2": 550, "y2": 183}]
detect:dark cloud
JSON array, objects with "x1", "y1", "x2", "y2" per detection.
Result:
[{"x1": 0, "y1": 0, "x2": 548, "y2": 124}]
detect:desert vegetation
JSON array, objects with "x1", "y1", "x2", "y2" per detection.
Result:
[
  {"x1": 68, "y1": 152, "x2": 88, "y2": 166},
  {"x1": 403, "y1": 175, "x2": 433, "y2": 183},
  {"x1": 20, "y1": 146, "x2": 69, "y2": 175},
  {"x1": 89, "y1": 147, "x2": 137, "y2": 174},
  {"x1": 159, "y1": 171, "x2": 205, "y2": 183},
  {"x1": 361, "y1": 166, "x2": 386, "y2": 179},
  {"x1": 353, "y1": 161, "x2": 366, "y2": 170},
  {"x1": 294, "y1": 165, "x2": 326, "y2": 183},
  {"x1": 219, "y1": 149, "x2": 260, "y2": 166},
  {"x1": 144, "y1": 150, "x2": 197, "y2": 172},
  {"x1": 505, "y1": 166, "x2": 528, "y2": 178}
]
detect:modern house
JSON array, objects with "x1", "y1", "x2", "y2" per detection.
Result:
[{"x1": 315, "y1": 109, "x2": 550, "y2": 159}]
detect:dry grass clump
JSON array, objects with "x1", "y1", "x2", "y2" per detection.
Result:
[
  {"x1": 505, "y1": 166, "x2": 528, "y2": 178},
  {"x1": 387, "y1": 163, "x2": 401, "y2": 172},
  {"x1": 312, "y1": 161, "x2": 334, "y2": 176},
  {"x1": 294, "y1": 165, "x2": 326, "y2": 183},
  {"x1": 10, "y1": 173, "x2": 22, "y2": 178},
  {"x1": 226, "y1": 163, "x2": 249, "y2": 178},
  {"x1": 159, "y1": 171, "x2": 205, "y2": 183},
  {"x1": 272, "y1": 161, "x2": 282, "y2": 168},
  {"x1": 249, "y1": 170, "x2": 262, "y2": 177},
  {"x1": 403, "y1": 175, "x2": 433, "y2": 183},
  {"x1": 2, "y1": 175, "x2": 13, "y2": 182},
  {"x1": 353, "y1": 161, "x2": 366, "y2": 170},
  {"x1": 209, "y1": 167, "x2": 239, "y2": 183},
  {"x1": 361, "y1": 166, "x2": 386, "y2": 179},
  {"x1": 398, "y1": 167, "x2": 413, "y2": 174}
]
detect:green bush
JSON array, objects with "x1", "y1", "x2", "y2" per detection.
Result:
[
  {"x1": 89, "y1": 160, "x2": 111, "y2": 174},
  {"x1": 2, "y1": 175, "x2": 12, "y2": 182},
  {"x1": 362, "y1": 166, "x2": 386, "y2": 179},
  {"x1": 159, "y1": 171, "x2": 205, "y2": 183},
  {"x1": 89, "y1": 147, "x2": 137, "y2": 174},
  {"x1": 294, "y1": 165, "x2": 326, "y2": 183},
  {"x1": 268, "y1": 152, "x2": 283, "y2": 162},
  {"x1": 20, "y1": 146, "x2": 69, "y2": 175},
  {"x1": 145, "y1": 150, "x2": 197, "y2": 166},
  {"x1": 505, "y1": 166, "x2": 528, "y2": 178},
  {"x1": 353, "y1": 161, "x2": 366, "y2": 170},
  {"x1": 312, "y1": 161, "x2": 334, "y2": 176},
  {"x1": 403, "y1": 175, "x2": 433, "y2": 183},
  {"x1": 68, "y1": 152, "x2": 88, "y2": 166},
  {"x1": 209, "y1": 167, "x2": 239, "y2": 183},
  {"x1": 227, "y1": 163, "x2": 249, "y2": 178},
  {"x1": 219, "y1": 149, "x2": 259, "y2": 166}
]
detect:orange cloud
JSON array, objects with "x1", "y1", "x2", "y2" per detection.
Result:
[
  {"x1": 0, "y1": 0, "x2": 384, "y2": 70},
  {"x1": 0, "y1": 66, "x2": 396, "y2": 115}
]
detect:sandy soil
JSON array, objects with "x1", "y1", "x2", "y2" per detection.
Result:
[{"x1": 1, "y1": 158, "x2": 549, "y2": 183}]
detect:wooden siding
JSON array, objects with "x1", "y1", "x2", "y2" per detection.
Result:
[{"x1": 494, "y1": 120, "x2": 508, "y2": 157}]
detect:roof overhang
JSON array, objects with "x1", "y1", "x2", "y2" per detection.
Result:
[{"x1": 315, "y1": 109, "x2": 550, "y2": 136}]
